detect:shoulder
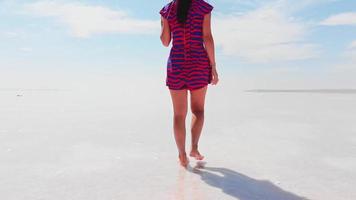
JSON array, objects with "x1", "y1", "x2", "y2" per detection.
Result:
[
  {"x1": 161, "y1": 1, "x2": 174, "y2": 11},
  {"x1": 193, "y1": 0, "x2": 214, "y2": 15},
  {"x1": 159, "y1": 1, "x2": 175, "y2": 19}
]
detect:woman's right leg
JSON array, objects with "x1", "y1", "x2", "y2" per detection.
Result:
[{"x1": 169, "y1": 88, "x2": 189, "y2": 166}]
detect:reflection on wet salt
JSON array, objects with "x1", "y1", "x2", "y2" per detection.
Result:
[
  {"x1": 170, "y1": 162, "x2": 207, "y2": 200},
  {"x1": 172, "y1": 168, "x2": 186, "y2": 200}
]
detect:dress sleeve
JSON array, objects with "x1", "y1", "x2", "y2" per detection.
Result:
[
  {"x1": 199, "y1": 0, "x2": 214, "y2": 15},
  {"x1": 159, "y1": 3, "x2": 172, "y2": 19}
]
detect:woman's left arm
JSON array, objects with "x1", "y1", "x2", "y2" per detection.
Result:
[{"x1": 160, "y1": 17, "x2": 171, "y2": 47}]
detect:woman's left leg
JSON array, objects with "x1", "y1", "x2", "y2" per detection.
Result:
[
  {"x1": 169, "y1": 88, "x2": 189, "y2": 167},
  {"x1": 189, "y1": 85, "x2": 208, "y2": 160}
]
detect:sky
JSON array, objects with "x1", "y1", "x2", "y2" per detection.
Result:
[{"x1": 0, "y1": 0, "x2": 356, "y2": 89}]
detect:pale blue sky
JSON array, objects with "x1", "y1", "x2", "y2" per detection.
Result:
[{"x1": 0, "y1": 0, "x2": 356, "y2": 88}]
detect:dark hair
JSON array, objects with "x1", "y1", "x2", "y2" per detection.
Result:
[{"x1": 177, "y1": 0, "x2": 192, "y2": 24}]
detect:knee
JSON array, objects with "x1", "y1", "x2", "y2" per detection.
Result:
[
  {"x1": 174, "y1": 113, "x2": 187, "y2": 121},
  {"x1": 192, "y1": 109, "x2": 204, "y2": 118}
]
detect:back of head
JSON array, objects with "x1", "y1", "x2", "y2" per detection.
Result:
[{"x1": 177, "y1": 0, "x2": 192, "y2": 24}]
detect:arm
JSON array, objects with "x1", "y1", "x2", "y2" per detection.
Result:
[
  {"x1": 203, "y1": 13, "x2": 216, "y2": 67},
  {"x1": 202, "y1": 13, "x2": 219, "y2": 85},
  {"x1": 160, "y1": 16, "x2": 171, "y2": 47}
]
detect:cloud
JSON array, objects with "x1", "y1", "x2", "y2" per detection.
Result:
[
  {"x1": 24, "y1": 1, "x2": 159, "y2": 38},
  {"x1": 346, "y1": 40, "x2": 356, "y2": 61},
  {"x1": 0, "y1": 30, "x2": 27, "y2": 39},
  {"x1": 277, "y1": 0, "x2": 339, "y2": 12},
  {"x1": 320, "y1": 12, "x2": 356, "y2": 26},
  {"x1": 213, "y1": 7, "x2": 319, "y2": 63},
  {"x1": 19, "y1": 47, "x2": 33, "y2": 52},
  {"x1": 219, "y1": 0, "x2": 339, "y2": 13},
  {"x1": 1, "y1": 31, "x2": 19, "y2": 38},
  {"x1": 350, "y1": 40, "x2": 356, "y2": 49}
]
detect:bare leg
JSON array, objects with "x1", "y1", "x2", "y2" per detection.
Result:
[
  {"x1": 169, "y1": 89, "x2": 189, "y2": 167},
  {"x1": 189, "y1": 85, "x2": 208, "y2": 160}
]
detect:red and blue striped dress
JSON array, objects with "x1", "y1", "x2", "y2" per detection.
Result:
[{"x1": 160, "y1": 0, "x2": 214, "y2": 90}]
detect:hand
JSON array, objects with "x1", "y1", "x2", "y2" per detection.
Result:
[{"x1": 211, "y1": 67, "x2": 219, "y2": 85}]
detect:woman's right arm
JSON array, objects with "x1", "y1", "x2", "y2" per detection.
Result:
[
  {"x1": 203, "y1": 13, "x2": 219, "y2": 85},
  {"x1": 160, "y1": 17, "x2": 171, "y2": 47}
]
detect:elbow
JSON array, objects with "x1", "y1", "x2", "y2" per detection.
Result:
[
  {"x1": 203, "y1": 34, "x2": 213, "y2": 43},
  {"x1": 160, "y1": 36, "x2": 170, "y2": 47},
  {"x1": 161, "y1": 40, "x2": 170, "y2": 47}
]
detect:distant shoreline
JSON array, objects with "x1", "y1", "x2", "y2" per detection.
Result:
[
  {"x1": 0, "y1": 88, "x2": 68, "y2": 92},
  {"x1": 245, "y1": 89, "x2": 356, "y2": 94}
]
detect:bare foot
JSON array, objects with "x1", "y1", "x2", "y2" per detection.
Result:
[
  {"x1": 189, "y1": 150, "x2": 205, "y2": 160},
  {"x1": 178, "y1": 153, "x2": 189, "y2": 167}
]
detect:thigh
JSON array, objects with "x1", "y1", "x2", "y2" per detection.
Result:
[
  {"x1": 190, "y1": 85, "x2": 208, "y2": 111},
  {"x1": 169, "y1": 89, "x2": 188, "y2": 115}
]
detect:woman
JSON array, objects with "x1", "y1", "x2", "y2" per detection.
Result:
[{"x1": 159, "y1": 0, "x2": 219, "y2": 168}]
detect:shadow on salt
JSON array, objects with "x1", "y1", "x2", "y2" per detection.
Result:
[{"x1": 189, "y1": 162, "x2": 310, "y2": 200}]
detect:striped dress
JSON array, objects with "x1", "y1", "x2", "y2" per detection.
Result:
[{"x1": 160, "y1": 0, "x2": 214, "y2": 90}]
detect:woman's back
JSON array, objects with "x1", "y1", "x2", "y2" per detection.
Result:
[{"x1": 160, "y1": 0, "x2": 213, "y2": 49}]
